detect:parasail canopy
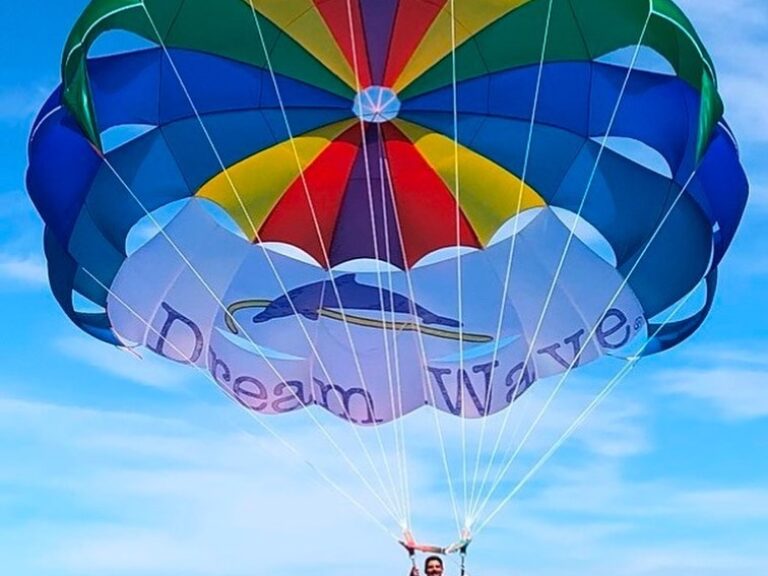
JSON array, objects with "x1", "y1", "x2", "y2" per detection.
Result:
[{"x1": 26, "y1": 0, "x2": 749, "y2": 548}]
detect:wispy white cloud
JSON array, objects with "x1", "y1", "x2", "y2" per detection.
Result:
[
  {"x1": 656, "y1": 344, "x2": 768, "y2": 420},
  {"x1": 673, "y1": 487, "x2": 768, "y2": 520},
  {"x1": 478, "y1": 471, "x2": 768, "y2": 576},
  {"x1": 0, "y1": 396, "x2": 398, "y2": 576},
  {"x1": 0, "y1": 189, "x2": 41, "y2": 235},
  {"x1": 679, "y1": 344, "x2": 768, "y2": 370},
  {"x1": 55, "y1": 335, "x2": 191, "y2": 391},
  {"x1": 746, "y1": 174, "x2": 768, "y2": 214},
  {"x1": 0, "y1": 85, "x2": 51, "y2": 125},
  {"x1": 660, "y1": 368, "x2": 768, "y2": 420},
  {"x1": 0, "y1": 252, "x2": 47, "y2": 285},
  {"x1": 474, "y1": 454, "x2": 768, "y2": 575},
  {"x1": 0, "y1": 189, "x2": 47, "y2": 288},
  {"x1": 679, "y1": 0, "x2": 768, "y2": 145},
  {"x1": 511, "y1": 458, "x2": 768, "y2": 524},
  {"x1": 618, "y1": 546, "x2": 768, "y2": 576},
  {"x1": 2, "y1": 376, "x2": 768, "y2": 576}
]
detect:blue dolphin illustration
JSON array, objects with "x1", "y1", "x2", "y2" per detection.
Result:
[{"x1": 254, "y1": 274, "x2": 460, "y2": 328}]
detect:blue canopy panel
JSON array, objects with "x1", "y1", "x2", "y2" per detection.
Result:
[
  {"x1": 27, "y1": 107, "x2": 102, "y2": 246},
  {"x1": 43, "y1": 228, "x2": 121, "y2": 345},
  {"x1": 400, "y1": 61, "x2": 746, "y2": 258},
  {"x1": 687, "y1": 125, "x2": 748, "y2": 265},
  {"x1": 26, "y1": 48, "x2": 354, "y2": 342},
  {"x1": 401, "y1": 62, "x2": 699, "y2": 178},
  {"x1": 398, "y1": 112, "x2": 709, "y2": 291},
  {"x1": 85, "y1": 47, "x2": 353, "y2": 133},
  {"x1": 399, "y1": 61, "x2": 747, "y2": 353},
  {"x1": 644, "y1": 270, "x2": 719, "y2": 355}
]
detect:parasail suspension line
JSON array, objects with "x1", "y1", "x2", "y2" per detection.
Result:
[
  {"x1": 143, "y1": 0, "x2": 411, "y2": 525},
  {"x1": 339, "y1": 0, "x2": 412, "y2": 527},
  {"x1": 97, "y1": 149, "x2": 403, "y2": 527},
  {"x1": 83, "y1": 268, "x2": 402, "y2": 543},
  {"x1": 448, "y1": 0, "x2": 470, "y2": 526},
  {"x1": 102, "y1": 2, "x2": 410, "y2": 527},
  {"x1": 469, "y1": 7, "x2": 654, "y2": 524},
  {"x1": 245, "y1": 0, "x2": 408, "y2": 524},
  {"x1": 472, "y1": 159, "x2": 699, "y2": 525},
  {"x1": 381, "y1": 150, "x2": 464, "y2": 536},
  {"x1": 467, "y1": 0, "x2": 557, "y2": 521},
  {"x1": 474, "y1": 287, "x2": 699, "y2": 535}
]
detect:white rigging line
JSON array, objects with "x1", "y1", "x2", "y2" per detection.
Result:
[
  {"x1": 448, "y1": 0, "x2": 470, "y2": 529},
  {"x1": 190, "y1": 1, "x2": 405, "y2": 521},
  {"x1": 244, "y1": 0, "x2": 407, "y2": 522},
  {"x1": 82, "y1": 267, "x2": 401, "y2": 541},
  {"x1": 380, "y1": 151, "x2": 465, "y2": 537},
  {"x1": 334, "y1": 1, "x2": 464, "y2": 536},
  {"x1": 471, "y1": 162, "x2": 701, "y2": 526},
  {"x1": 98, "y1": 151, "x2": 401, "y2": 526},
  {"x1": 59, "y1": 0, "x2": 723, "y2": 555},
  {"x1": 122, "y1": 0, "x2": 406, "y2": 523},
  {"x1": 468, "y1": 7, "x2": 655, "y2": 524},
  {"x1": 376, "y1": 143, "x2": 413, "y2": 529},
  {"x1": 474, "y1": 286, "x2": 699, "y2": 534},
  {"x1": 341, "y1": 0, "x2": 409, "y2": 525},
  {"x1": 467, "y1": 0, "x2": 556, "y2": 519}
]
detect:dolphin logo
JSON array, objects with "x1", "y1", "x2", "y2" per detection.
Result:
[
  {"x1": 254, "y1": 274, "x2": 459, "y2": 327},
  {"x1": 225, "y1": 274, "x2": 493, "y2": 343}
]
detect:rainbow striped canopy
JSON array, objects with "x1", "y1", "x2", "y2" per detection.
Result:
[{"x1": 28, "y1": 0, "x2": 747, "y2": 355}]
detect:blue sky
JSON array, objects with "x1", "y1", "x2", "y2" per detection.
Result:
[{"x1": 1, "y1": 1, "x2": 768, "y2": 575}]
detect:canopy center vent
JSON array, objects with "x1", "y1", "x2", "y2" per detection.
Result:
[{"x1": 353, "y1": 86, "x2": 401, "y2": 124}]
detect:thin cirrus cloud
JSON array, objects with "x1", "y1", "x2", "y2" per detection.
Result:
[
  {"x1": 54, "y1": 335, "x2": 192, "y2": 391},
  {"x1": 520, "y1": 459, "x2": 768, "y2": 523},
  {"x1": 0, "y1": 252, "x2": 47, "y2": 286},
  {"x1": 0, "y1": 190, "x2": 48, "y2": 287},
  {"x1": 656, "y1": 344, "x2": 768, "y2": 421},
  {"x1": 4, "y1": 393, "x2": 767, "y2": 576},
  {"x1": 611, "y1": 546, "x2": 768, "y2": 576},
  {"x1": 659, "y1": 367, "x2": 768, "y2": 420},
  {"x1": 476, "y1": 458, "x2": 768, "y2": 575},
  {"x1": 0, "y1": 395, "x2": 401, "y2": 576},
  {"x1": 453, "y1": 460, "x2": 768, "y2": 576},
  {"x1": 0, "y1": 85, "x2": 51, "y2": 125},
  {"x1": 679, "y1": 0, "x2": 768, "y2": 144},
  {"x1": 753, "y1": 182, "x2": 768, "y2": 214}
]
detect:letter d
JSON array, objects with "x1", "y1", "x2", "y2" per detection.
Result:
[{"x1": 147, "y1": 302, "x2": 204, "y2": 364}]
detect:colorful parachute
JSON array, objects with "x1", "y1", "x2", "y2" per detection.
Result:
[{"x1": 27, "y1": 0, "x2": 747, "y2": 425}]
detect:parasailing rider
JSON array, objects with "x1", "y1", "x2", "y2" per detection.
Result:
[
  {"x1": 402, "y1": 530, "x2": 470, "y2": 576},
  {"x1": 409, "y1": 555, "x2": 444, "y2": 576}
]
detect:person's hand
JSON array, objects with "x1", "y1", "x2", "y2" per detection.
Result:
[{"x1": 410, "y1": 567, "x2": 420, "y2": 576}]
